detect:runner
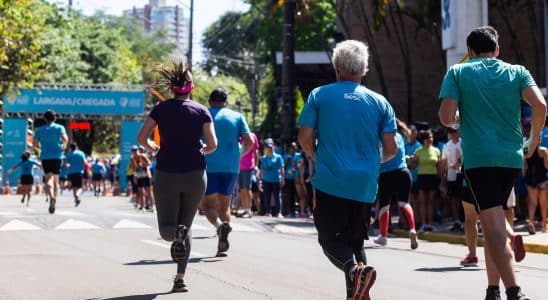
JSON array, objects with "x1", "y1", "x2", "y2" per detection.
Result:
[
  {"x1": 202, "y1": 88, "x2": 253, "y2": 257},
  {"x1": 91, "y1": 158, "x2": 106, "y2": 197},
  {"x1": 259, "y1": 138, "x2": 285, "y2": 218},
  {"x1": 373, "y1": 120, "x2": 418, "y2": 250},
  {"x1": 236, "y1": 132, "x2": 259, "y2": 218},
  {"x1": 438, "y1": 26, "x2": 545, "y2": 300},
  {"x1": 65, "y1": 142, "x2": 86, "y2": 207},
  {"x1": 137, "y1": 60, "x2": 217, "y2": 293},
  {"x1": 5, "y1": 151, "x2": 42, "y2": 206},
  {"x1": 132, "y1": 147, "x2": 154, "y2": 212},
  {"x1": 298, "y1": 40, "x2": 398, "y2": 300},
  {"x1": 33, "y1": 109, "x2": 69, "y2": 214}
]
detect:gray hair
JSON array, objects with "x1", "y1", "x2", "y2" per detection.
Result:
[{"x1": 332, "y1": 40, "x2": 369, "y2": 75}]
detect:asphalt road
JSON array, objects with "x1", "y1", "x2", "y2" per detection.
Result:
[{"x1": 0, "y1": 194, "x2": 546, "y2": 300}]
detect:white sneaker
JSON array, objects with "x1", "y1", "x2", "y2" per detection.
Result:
[
  {"x1": 373, "y1": 235, "x2": 387, "y2": 246},
  {"x1": 276, "y1": 213, "x2": 284, "y2": 219}
]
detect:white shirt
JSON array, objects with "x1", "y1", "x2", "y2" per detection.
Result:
[{"x1": 442, "y1": 139, "x2": 462, "y2": 181}]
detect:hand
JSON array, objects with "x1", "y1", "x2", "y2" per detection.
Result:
[{"x1": 524, "y1": 135, "x2": 541, "y2": 159}]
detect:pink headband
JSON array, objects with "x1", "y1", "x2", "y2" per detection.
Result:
[{"x1": 172, "y1": 82, "x2": 194, "y2": 94}]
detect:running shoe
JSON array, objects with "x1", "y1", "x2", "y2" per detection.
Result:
[
  {"x1": 217, "y1": 222, "x2": 232, "y2": 253},
  {"x1": 527, "y1": 222, "x2": 536, "y2": 235},
  {"x1": 506, "y1": 286, "x2": 530, "y2": 300},
  {"x1": 459, "y1": 255, "x2": 478, "y2": 267},
  {"x1": 510, "y1": 234, "x2": 525, "y2": 263},
  {"x1": 450, "y1": 222, "x2": 463, "y2": 232},
  {"x1": 75, "y1": 197, "x2": 81, "y2": 207},
  {"x1": 410, "y1": 231, "x2": 418, "y2": 250},
  {"x1": 170, "y1": 225, "x2": 188, "y2": 263},
  {"x1": 485, "y1": 286, "x2": 501, "y2": 300},
  {"x1": 350, "y1": 264, "x2": 364, "y2": 300},
  {"x1": 20, "y1": 197, "x2": 24, "y2": 204},
  {"x1": 238, "y1": 211, "x2": 252, "y2": 219},
  {"x1": 171, "y1": 277, "x2": 188, "y2": 293},
  {"x1": 353, "y1": 265, "x2": 376, "y2": 300},
  {"x1": 373, "y1": 235, "x2": 387, "y2": 246},
  {"x1": 48, "y1": 198, "x2": 56, "y2": 214}
]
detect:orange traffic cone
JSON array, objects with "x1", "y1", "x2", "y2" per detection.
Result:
[{"x1": 3, "y1": 180, "x2": 10, "y2": 195}]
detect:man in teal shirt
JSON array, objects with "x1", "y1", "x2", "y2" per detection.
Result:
[
  {"x1": 66, "y1": 142, "x2": 86, "y2": 207},
  {"x1": 203, "y1": 88, "x2": 253, "y2": 257},
  {"x1": 439, "y1": 26, "x2": 546, "y2": 300}
]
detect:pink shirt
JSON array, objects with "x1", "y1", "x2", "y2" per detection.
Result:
[{"x1": 239, "y1": 133, "x2": 259, "y2": 171}]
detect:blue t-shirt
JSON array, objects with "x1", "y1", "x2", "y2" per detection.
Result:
[
  {"x1": 439, "y1": 58, "x2": 535, "y2": 169},
  {"x1": 261, "y1": 153, "x2": 284, "y2": 183},
  {"x1": 17, "y1": 159, "x2": 40, "y2": 175},
  {"x1": 540, "y1": 127, "x2": 548, "y2": 148},
  {"x1": 66, "y1": 150, "x2": 86, "y2": 174},
  {"x1": 298, "y1": 81, "x2": 397, "y2": 203},
  {"x1": 380, "y1": 133, "x2": 407, "y2": 173},
  {"x1": 283, "y1": 152, "x2": 299, "y2": 180},
  {"x1": 405, "y1": 140, "x2": 421, "y2": 182},
  {"x1": 35, "y1": 123, "x2": 66, "y2": 160},
  {"x1": 205, "y1": 107, "x2": 251, "y2": 174},
  {"x1": 92, "y1": 162, "x2": 106, "y2": 175}
]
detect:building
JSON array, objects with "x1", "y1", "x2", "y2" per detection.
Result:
[{"x1": 123, "y1": 0, "x2": 190, "y2": 57}]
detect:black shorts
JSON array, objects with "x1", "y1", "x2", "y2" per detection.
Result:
[
  {"x1": 447, "y1": 173, "x2": 464, "y2": 197},
  {"x1": 69, "y1": 173, "x2": 83, "y2": 189},
  {"x1": 20, "y1": 174, "x2": 34, "y2": 185},
  {"x1": 464, "y1": 167, "x2": 520, "y2": 211},
  {"x1": 137, "y1": 177, "x2": 151, "y2": 188},
  {"x1": 417, "y1": 174, "x2": 440, "y2": 191},
  {"x1": 127, "y1": 175, "x2": 138, "y2": 191},
  {"x1": 42, "y1": 159, "x2": 62, "y2": 175},
  {"x1": 92, "y1": 174, "x2": 103, "y2": 181},
  {"x1": 377, "y1": 168, "x2": 412, "y2": 207},
  {"x1": 313, "y1": 189, "x2": 373, "y2": 245}
]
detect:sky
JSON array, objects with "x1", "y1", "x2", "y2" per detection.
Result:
[{"x1": 47, "y1": 0, "x2": 249, "y2": 62}]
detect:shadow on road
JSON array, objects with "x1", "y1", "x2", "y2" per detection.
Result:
[
  {"x1": 98, "y1": 292, "x2": 173, "y2": 300},
  {"x1": 415, "y1": 266, "x2": 484, "y2": 272},
  {"x1": 124, "y1": 259, "x2": 173, "y2": 266}
]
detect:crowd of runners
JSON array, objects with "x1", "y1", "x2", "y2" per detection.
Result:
[{"x1": 2, "y1": 26, "x2": 547, "y2": 299}]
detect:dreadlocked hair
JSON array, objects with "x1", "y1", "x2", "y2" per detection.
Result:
[{"x1": 153, "y1": 60, "x2": 193, "y2": 93}]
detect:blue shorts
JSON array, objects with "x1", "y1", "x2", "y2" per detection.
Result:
[
  {"x1": 205, "y1": 172, "x2": 239, "y2": 196},
  {"x1": 238, "y1": 169, "x2": 253, "y2": 189}
]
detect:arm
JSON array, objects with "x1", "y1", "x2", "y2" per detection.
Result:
[
  {"x1": 5, "y1": 164, "x2": 19, "y2": 176},
  {"x1": 438, "y1": 99, "x2": 459, "y2": 127},
  {"x1": 239, "y1": 133, "x2": 253, "y2": 158},
  {"x1": 137, "y1": 117, "x2": 160, "y2": 153},
  {"x1": 396, "y1": 118, "x2": 412, "y2": 138},
  {"x1": 61, "y1": 133, "x2": 69, "y2": 150},
  {"x1": 280, "y1": 164, "x2": 285, "y2": 187},
  {"x1": 202, "y1": 122, "x2": 217, "y2": 155},
  {"x1": 298, "y1": 126, "x2": 316, "y2": 160},
  {"x1": 522, "y1": 86, "x2": 547, "y2": 158},
  {"x1": 381, "y1": 132, "x2": 397, "y2": 163}
]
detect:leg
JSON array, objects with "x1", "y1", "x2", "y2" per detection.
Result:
[
  {"x1": 217, "y1": 194, "x2": 232, "y2": 223},
  {"x1": 427, "y1": 190, "x2": 437, "y2": 226},
  {"x1": 203, "y1": 194, "x2": 221, "y2": 227},
  {"x1": 462, "y1": 201, "x2": 479, "y2": 258},
  {"x1": 262, "y1": 182, "x2": 273, "y2": 215},
  {"x1": 526, "y1": 186, "x2": 538, "y2": 234},
  {"x1": 539, "y1": 189, "x2": 548, "y2": 232},
  {"x1": 272, "y1": 183, "x2": 282, "y2": 216},
  {"x1": 418, "y1": 190, "x2": 427, "y2": 226}
]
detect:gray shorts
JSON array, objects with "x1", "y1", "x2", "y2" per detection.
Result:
[{"x1": 238, "y1": 169, "x2": 253, "y2": 189}]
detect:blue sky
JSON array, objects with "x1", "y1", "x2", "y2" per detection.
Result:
[{"x1": 47, "y1": 0, "x2": 249, "y2": 62}]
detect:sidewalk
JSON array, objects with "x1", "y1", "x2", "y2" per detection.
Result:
[{"x1": 391, "y1": 221, "x2": 548, "y2": 255}]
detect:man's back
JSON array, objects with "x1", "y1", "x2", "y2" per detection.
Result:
[
  {"x1": 440, "y1": 58, "x2": 535, "y2": 169},
  {"x1": 67, "y1": 150, "x2": 86, "y2": 174},
  {"x1": 35, "y1": 123, "x2": 66, "y2": 160},
  {"x1": 206, "y1": 107, "x2": 250, "y2": 174}
]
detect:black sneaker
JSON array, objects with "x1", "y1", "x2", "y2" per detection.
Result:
[
  {"x1": 171, "y1": 278, "x2": 188, "y2": 293},
  {"x1": 354, "y1": 265, "x2": 376, "y2": 300},
  {"x1": 450, "y1": 222, "x2": 463, "y2": 232},
  {"x1": 48, "y1": 198, "x2": 56, "y2": 214},
  {"x1": 217, "y1": 222, "x2": 232, "y2": 253},
  {"x1": 238, "y1": 211, "x2": 252, "y2": 219},
  {"x1": 170, "y1": 225, "x2": 188, "y2": 263},
  {"x1": 75, "y1": 197, "x2": 81, "y2": 207},
  {"x1": 506, "y1": 286, "x2": 530, "y2": 300},
  {"x1": 485, "y1": 286, "x2": 501, "y2": 300}
]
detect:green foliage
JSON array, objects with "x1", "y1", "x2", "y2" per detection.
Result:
[
  {"x1": 0, "y1": 0, "x2": 47, "y2": 96},
  {"x1": 295, "y1": 87, "x2": 304, "y2": 119}
]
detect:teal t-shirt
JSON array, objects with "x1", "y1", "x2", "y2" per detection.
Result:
[
  {"x1": 261, "y1": 153, "x2": 284, "y2": 183},
  {"x1": 298, "y1": 81, "x2": 397, "y2": 203},
  {"x1": 66, "y1": 150, "x2": 86, "y2": 174},
  {"x1": 380, "y1": 133, "x2": 406, "y2": 173},
  {"x1": 205, "y1": 107, "x2": 251, "y2": 174},
  {"x1": 439, "y1": 58, "x2": 535, "y2": 169},
  {"x1": 17, "y1": 159, "x2": 39, "y2": 175},
  {"x1": 35, "y1": 123, "x2": 66, "y2": 160}
]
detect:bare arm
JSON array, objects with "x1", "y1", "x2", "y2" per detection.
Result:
[
  {"x1": 240, "y1": 133, "x2": 253, "y2": 158},
  {"x1": 438, "y1": 99, "x2": 459, "y2": 127},
  {"x1": 202, "y1": 122, "x2": 217, "y2": 155},
  {"x1": 61, "y1": 133, "x2": 69, "y2": 150},
  {"x1": 522, "y1": 86, "x2": 547, "y2": 158},
  {"x1": 298, "y1": 126, "x2": 316, "y2": 160},
  {"x1": 137, "y1": 117, "x2": 159, "y2": 153},
  {"x1": 396, "y1": 118, "x2": 412, "y2": 138},
  {"x1": 381, "y1": 132, "x2": 398, "y2": 163}
]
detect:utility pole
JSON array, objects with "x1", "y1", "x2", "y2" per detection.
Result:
[
  {"x1": 187, "y1": 0, "x2": 194, "y2": 71},
  {"x1": 281, "y1": 0, "x2": 296, "y2": 149},
  {"x1": 250, "y1": 56, "x2": 258, "y2": 129}
]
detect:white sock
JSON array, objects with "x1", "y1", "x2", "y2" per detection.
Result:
[{"x1": 214, "y1": 219, "x2": 222, "y2": 228}]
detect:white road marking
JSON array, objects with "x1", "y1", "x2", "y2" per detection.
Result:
[
  {"x1": 55, "y1": 219, "x2": 100, "y2": 230},
  {"x1": 113, "y1": 219, "x2": 152, "y2": 229},
  {"x1": 0, "y1": 219, "x2": 41, "y2": 231},
  {"x1": 229, "y1": 223, "x2": 260, "y2": 232},
  {"x1": 0, "y1": 212, "x2": 19, "y2": 217},
  {"x1": 140, "y1": 240, "x2": 206, "y2": 257},
  {"x1": 55, "y1": 210, "x2": 86, "y2": 217}
]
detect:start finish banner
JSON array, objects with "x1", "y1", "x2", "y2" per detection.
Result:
[{"x1": 3, "y1": 88, "x2": 144, "y2": 115}]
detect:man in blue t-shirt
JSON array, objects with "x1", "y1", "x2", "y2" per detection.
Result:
[
  {"x1": 439, "y1": 26, "x2": 546, "y2": 300},
  {"x1": 33, "y1": 109, "x2": 68, "y2": 214},
  {"x1": 65, "y1": 142, "x2": 86, "y2": 207},
  {"x1": 298, "y1": 40, "x2": 397, "y2": 300},
  {"x1": 203, "y1": 88, "x2": 253, "y2": 256}
]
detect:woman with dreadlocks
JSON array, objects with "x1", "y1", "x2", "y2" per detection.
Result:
[{"x1": 137, "y1": 60, "x2": 217, "y2": 293}]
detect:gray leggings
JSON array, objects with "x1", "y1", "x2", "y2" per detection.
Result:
[{"x1": 154, "y1": 169, "x2": 206, "y2": 274}]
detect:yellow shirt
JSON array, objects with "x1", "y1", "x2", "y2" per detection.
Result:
[{"x1": 415, "y1": 146, "x2": 440, "y2": 175}]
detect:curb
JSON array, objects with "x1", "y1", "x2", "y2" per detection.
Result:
[{"x1": 391, "y1": 229, "x2": 548, "y2": 255}]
